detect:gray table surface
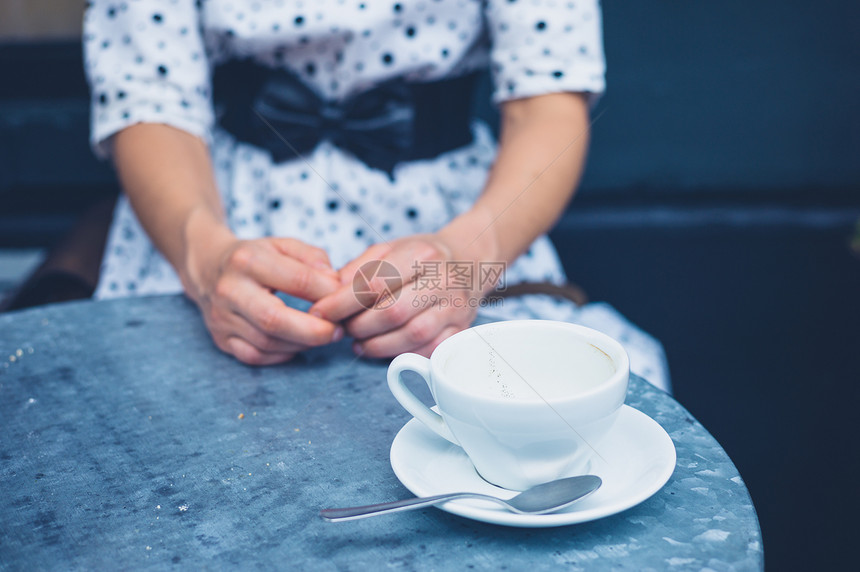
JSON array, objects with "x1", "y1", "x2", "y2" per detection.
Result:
[{"x1": 0, "y1": 295, "x2": 762, "y2": 570}]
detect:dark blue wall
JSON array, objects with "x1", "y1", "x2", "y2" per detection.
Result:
[
  {"x1": 581, "y1": 0, "x2": 860, "y2": 195},
  {"x1": 1, "y1": 0, "x2": 858, "y2": 219}
]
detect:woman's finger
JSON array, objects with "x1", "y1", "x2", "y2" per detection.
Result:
[
  {"x1": 225, "y1": 241, "x2": 342, "y2": 302},
  {"x1": 243, "y1": 293, "x2": 344, "y2": 347},
  {"x1": 271, "y1": 237, "x2": 339, "y2": 276},
  {"x1": 408, "y1": 326, "x2": 465, "y2": 358},
  {"x1": 350, "y1": 295, "x2": 458, "y2": 357},
  {"x1": 356, "y1": 317, "x2": 465, "y2": 359},
  {"x1": 343, "y1": 281, "x2": 426, "y2": 340},
  {"x1": 312, "y1": 238, "x2": 443, "y2": 322},
  {"x1": 211, "y1": 309, "x2": 311, "y2": 356},
  {"x1": 222, "y1": 276, "x2": 343, "y2": 347},
  {"x1": 336, "y1": 242, "x2": 393, "y2": 286}
]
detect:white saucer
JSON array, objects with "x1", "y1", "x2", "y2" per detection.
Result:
[{"x1": 389, "y1": 405, "x2": 676, "y2": 527}]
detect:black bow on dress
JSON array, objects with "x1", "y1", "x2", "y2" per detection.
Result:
[
  {"x1": 214, "y1": 60, "x2": 477, "y2": 177},
  {"x1": 252, "y1": 72, "x2": 415, "y2": 174}
]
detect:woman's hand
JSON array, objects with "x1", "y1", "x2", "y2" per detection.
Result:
[
  {"x1": 186, "y1": 232, "x2": 344, "y2": 365},
  {"x1": 310, "y1": 213, "x2": 500, "y2": 358},
  {"x1": 112, "y1": 124, "x2": 344, "y2": 365}
]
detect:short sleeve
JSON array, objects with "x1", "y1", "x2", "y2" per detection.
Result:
[
  {"x1": 83, "y1": 0, "x2": 214, "y2": 158},
  {"x1": 484, "y1": 0, "x2": 606, "y2": 105}
]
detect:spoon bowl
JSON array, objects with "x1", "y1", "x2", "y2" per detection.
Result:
[{"x1": 320, "y1": 475, "x2": 602, "y2": 522}]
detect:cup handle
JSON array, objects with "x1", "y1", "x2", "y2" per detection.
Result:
[{"x1": 387, "y1": 353, "x2": 459, "y2": 445}]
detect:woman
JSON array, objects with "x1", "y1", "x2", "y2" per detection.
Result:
[{"x1": 84, "y1": 0, "x2": 669, "y2": 391}]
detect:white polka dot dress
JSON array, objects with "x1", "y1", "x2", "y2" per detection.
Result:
[{"x1": 83, "y1": 0, "x2": 671, "y2": 392}]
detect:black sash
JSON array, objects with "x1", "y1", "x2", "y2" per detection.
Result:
[{"x1": 213, "y1": 61, "x2": 478, "y2": 176}]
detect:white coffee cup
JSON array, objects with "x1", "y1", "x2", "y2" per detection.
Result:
[{"x1": 387, "y1": 320, "x2": 629, "y2": 491}]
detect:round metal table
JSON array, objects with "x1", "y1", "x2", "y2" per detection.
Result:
[{"x1": 0, "y1": 295, "x2": 762, "y2": 569}]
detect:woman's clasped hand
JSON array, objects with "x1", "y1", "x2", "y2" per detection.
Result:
[{"x1": 196, "y1": 227, "x2": 497, "y2": 366}]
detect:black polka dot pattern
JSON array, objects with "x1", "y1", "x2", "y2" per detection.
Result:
[
  {"x1": 84, "y1": 0, "x2": 606, "y2": 301},
  {"x1": 84, "y1": 0, "x2": 214, "y2": 158},
  {"x1": 85, "y1": 0, "x2": 603, "y2": 150},
  {"x1": 484, "y1": 0, "x2": 605, "y2": 103}
]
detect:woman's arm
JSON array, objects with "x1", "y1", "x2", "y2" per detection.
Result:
[
  {"x1": 311, "y1": 92, "x2": 591, "y2": 357},
  {"x1": 111, "y1": 123, "x2": 343, "y2": 364},
  {"x1": 441, "y1": 92, "x2": 590, "y2": 270}
]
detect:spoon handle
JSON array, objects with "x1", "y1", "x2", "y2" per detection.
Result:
[{"x1": 320, "y1": 492, "x2": 490, "y2": 521}]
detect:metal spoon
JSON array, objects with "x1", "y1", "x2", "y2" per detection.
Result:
[{"x1": 320, "y1": 475, "x2": 602, "y2": 521}]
